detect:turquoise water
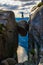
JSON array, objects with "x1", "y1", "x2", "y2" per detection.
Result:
[{"x1": 15, "y1": 17, "x2": 29, "y2": 22}]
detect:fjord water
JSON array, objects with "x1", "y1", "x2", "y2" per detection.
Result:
[{"x1": 16, "y1": 17, "x2": 29, "y2": 22}]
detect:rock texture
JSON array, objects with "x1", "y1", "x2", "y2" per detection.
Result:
[
  {"x1": 1, "y1": 58, "x2": 17, "y2": 65},
  {"x1": 29, "y1": 5, "x2": 43, "y2": 64},
  {"x1": 31, "y1": 5, "x2": 43, "y2": 45},
  {"x1": 0, "y1": 11, "x2": 18, "y2": 61}
]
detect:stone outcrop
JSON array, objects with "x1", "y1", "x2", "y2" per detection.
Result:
[
  {"x1": 29, "y1": 5, "x2": 43, "y2": 64},
  {"x1": 31, "y1": 5, "x2": 43, "y2": 45},
  {"x1": 0, "y1": 11, "x2": 18, "y2": 61},
  {"x1": 1, "y1": 58, "x2": 17, "y2": 65}
]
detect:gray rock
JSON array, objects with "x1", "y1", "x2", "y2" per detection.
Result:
[
  {"x1": 23, "y1": 61, "x2": 29, "y2": 65},
  {"x1": 31, "y1": 5, "x2": 43, "y2": 45},
  {"x1": 15, "y1": 63, "x2": 23, "y2": 65},
  {"x1": 31, "y1": 6, "x2": 37, "y2": 12},
  {"x1": 0, "y1": 11, "x2": 18, "y2": 60},
  {"x1": 29, "y1": 5, "x2": 43, "y2": 64},
  {"x1": 1, "y1": 58, "x2": 17, "y2": 65}
]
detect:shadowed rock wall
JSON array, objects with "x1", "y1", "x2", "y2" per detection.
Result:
[
  {"x1": 0, "y1": 11, "x2": 18, "y2": 61},
  {"x1": 29, "y1": 6, "x2": 43, "y2": 62},
  {"x1": 31, "y1": 5, "x2": 43, "y2": 45}
]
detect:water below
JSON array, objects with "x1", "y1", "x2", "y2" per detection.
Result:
[{"x1": 15, "y1": 17, "x2": 29, "y2": 22}]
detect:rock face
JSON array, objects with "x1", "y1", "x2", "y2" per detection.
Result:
[
  {"x1": 0, "y1": 11, "x2": 18, "y2": 61},
  {"x1": 29, "y1": 5, "x2": 43, "y2": 63},
  {"x1": 31, "y1": 6, "x2": 37, "y2": 12},
  {"x1": 31, "y1": 5, "x2": 43, "y2": 47},
  {"x1": 1, "y1": 58, "x2": 17, "y2": 65}
]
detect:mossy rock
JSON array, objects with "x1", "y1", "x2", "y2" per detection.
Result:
[
  {"x1": 30, "y1": 49, "x2": 35, "y2": 55},
  {"x1": 37, "y1": 2, "x2": 43, "y2": 7}
]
